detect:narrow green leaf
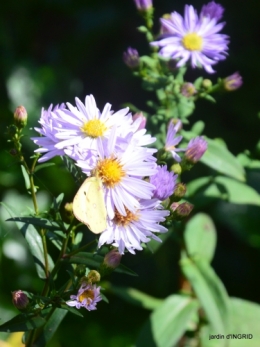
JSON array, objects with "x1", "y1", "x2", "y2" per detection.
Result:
[
  {"x1": 184, "y1": 213, "x2": 217, "y2": 262},
  {"x1": 6, "y1": 216, "x2": 62, "y2": 231},
  {"x1": 2, "y1": 203, "x2": 54, "y2": 279},
  {"x1": 34, "y1": 162, "x2": 56, "y2": 173},
  {"x1": 180, "y1": 256, "x2": 229, "y2": 340},
  {"x1": 21, "y1": 165, "x2": 31, "y2": 190},
  {"x1": 33, "y1": 308, "x2": 67, "y2": 347},
  {"x1": 108, "y1": 284, "x2": 163, "y2": 310},
  {"x1": 136, "y1": 295, "x2": 199, "y2": 347},
  {"x1": 67, "y1": 252, "x2": 137, "y2": 276},
  {"x1": 200, "y1": 138, "x2": 245, "y2": 181},
  {"x1": 51, "y1": 193, "x2": 64, "y2": 211},
  {"x1": 0, "y1": 314, "x2": 45, "y2": 332},
  {"x1": 191, "y1": 120, "x2": 205, "y2": 135}
]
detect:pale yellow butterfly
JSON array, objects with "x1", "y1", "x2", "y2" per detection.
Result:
[{"x1": 72, "y1": 176, "x2": 107, "y2": 234}]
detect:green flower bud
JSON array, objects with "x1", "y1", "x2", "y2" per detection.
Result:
[{"x1": 87, "y1": 270, "x2": 101, "y2": 284}]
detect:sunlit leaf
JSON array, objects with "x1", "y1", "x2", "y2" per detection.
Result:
[
  {"x1": 200, "y1": 138, "x2": 245, "y2": 181},
  {"x1": 0, "y1": 314, "x2": 45, "y2": 332},
  {"x1": 184, "y1": 213, "x2": 217, "y2": 262},
  {"x1": 136, "y1": 295, "x2": 199, "y2": 347}
]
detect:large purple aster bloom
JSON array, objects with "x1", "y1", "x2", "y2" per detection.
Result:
[{"x1": 151, "y1": 4, "x2": 229, "y2": 73}]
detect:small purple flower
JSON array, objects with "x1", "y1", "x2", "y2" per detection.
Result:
[
  {"x1": 66, "y1": 283, "x2": 102, "y2": 311},
  {"x1": 185, "y1": 137, "x2": 207, "y2": 163},
  {"x1": 123, "y1": 47, "x2": 140, "y2": 69},
  {"x1": 165, "y1": 121, "x2": 185, "y2": 162},
  {"x1": 200, "y1": 1, "x2": 224, "y2": 21},
  {"x1": 223, "y1": 72, "x2": 243, "y2": 91},
  {"x1": 150, "y1": 165, "x2": 177, "y2": 200},
  {"x1": 133, "y1": 0, "x2": 152, "y2": 11}
]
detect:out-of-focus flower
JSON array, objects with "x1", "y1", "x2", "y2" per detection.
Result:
[
  {"x1": 200, "y1": 1, "x2": 224, "y2": 21},
  {"x1": 151, "y1": 4, "x2": 229, "y2": 73},
  {"x1": 165, "y1": 121, "x2": 185, "y2": 162},
  {"x1": 87, "y1": 270, "x2": 101, "y2": 284},
  {"x1": 181, "y1": 83, "x2": 197, "y2": 97},
  {"x1": 185, "y1": 137, "x2": 208, "y2": 163},
  {"x1": 12, "y1": 290, "x2": 29, "y2": 310},
  {"x1": 66, "y1": 283, "x2": 102, "y2": 311},
  {"x1": 173, "y1": 182, "x2": 186, "y2": 200},
  {"x1": 98, "y1": 199, "x2": 169, "y2": 254},
  {"x1": 171, "y1": 202, "x2": 194, "y2": 219},
  {"x1": 14, "y1": 106, "x2": 27, "y2": 128},
  {"x1": 133, "y1": 0, "x2": 153, "y2": 11},
  {"x1": 123, "y1": 47, "x2": 140, "y2": 69},
  {"x1": 223, "y1": 72, "x2": 243, "y2": 91},
  {"x1": 150, "y1": 165, "x2": 177, "y2": 200}
]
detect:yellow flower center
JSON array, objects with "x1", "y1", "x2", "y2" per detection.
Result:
[
  {"x1": 79, "y1": 289, "x2": 95, "y2": 304},
  {"x1": 81, "y1": 119, "x2": 107, "y2": 138},
  {"x1": 182, "y1": 33, "x2": 203, "y2": 51},
  {"x1": 114, "y1": 207, "x2": 140, "y2": 226},
  {"x1": 96, "y1": 157, "x2": 125, "y2": 188}
]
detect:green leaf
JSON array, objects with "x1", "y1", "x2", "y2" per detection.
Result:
[
  {"x1": 214, "y1": 176, "x2": 260, "y2": 205},
  {"x1": 200, "y1": 138, "x2": 245, "y2": 181},
  {"x1": 140, "y1": 55, "x2": 157, "y2": 69},
  {"x1": 21, "y1": 165, "x2": 33, "y2": 191},
  {"x1": 67, "y1": 252, "x2": 137, "y2": 276},
  {"x1": 0, "y1": 314, "x2": 45, "y2": 332},
  {"x1": 180, "y1": 256, "x2": 229, "y2": 340},
  {"x1": 59, "y1": 304, "x2": 84, "y2": 317},
  {"x1": 191, "y1": 120, "x2": 205, "y2": 135},
  {"x1": 34, "y1": 162, "x2": 56, "y2": 173},
  {"x1": 184, "y1": 213, "x2": 217, "y2": 262},
  {"x1": 2, "y1": 203, "x2": 54, "y2": 279},
  {"x1": 200, "y1": 297, "x2": 260, "y2": 347},
  {"x1": 107, "y1": 284, "x2": 163, "y2": 310},
  {"x1": 51, "y1": 193, "x2": 64, "y2": 211},
  {"x1": 33, "y1": 308, "x2": 67, "y2": 347},
  {"x1": 136, "y1": 295, "x2": 199, "y2": 347},
  {"x1": 6, "y1": 216, "x2": 62, "y2": 231}
]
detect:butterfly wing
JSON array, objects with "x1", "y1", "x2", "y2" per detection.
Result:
[{"x1": 73, "y1": 177, "x2": 107, "y2": 234}]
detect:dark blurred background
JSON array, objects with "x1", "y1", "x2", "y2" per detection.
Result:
[{"x1": 0, "y1": 0, "x2": 260, "y2": 346}]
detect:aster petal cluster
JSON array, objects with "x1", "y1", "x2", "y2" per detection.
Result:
[
  {"x1": 66, "y1": 283, "x2": 102, "y2": 311},
  {"x1": 33, "y1": 94, "x2": 171, "y2": 255},
  {"x1": 165, "y1": 121, "x2": 185, "y2": 162},
  {"x1": 151, "y1": 2, "x2": 229, "y2": 73}
]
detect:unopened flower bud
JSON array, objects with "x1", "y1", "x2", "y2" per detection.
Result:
[
  {"x1": 181, "y1": 83, "x2": 197, "y2": 97},
  {"x1": 87, "y1": 270, "x2": 101, "y2": 284},
  {"x1": 64, "y1": 202, "x2": 74, "y2": 222},
  {"x1": 173, "y1": 183, "x2": 186, "y2": 200},
  {"x1": 123, "y1": 47, "x2": 140, "y2": 69},
  {"x1": 12, "y1": 290, "x2": 29, "y2": 310},
  {"x1": 200, "y1": 1, "x2": 224, "y2": 21},
  {"x1": 173, "y1": 202, "x2": 194, "y2": 220},
  {"x1": 75, "y1": 264, "x2": 87, "y2": 277},
  {"x1": 132, "y1": 112, "x2": 147, "y2": 130},
  {"x1": 185, "y1": 137, "x2": 207, "y2": 164},
  {"x1": 223, "y1": 72, "x2": 243, "y2": 91},
  {"x1": 133, "y1": 0, "x2": 153, "y2": 11},
  {"x1": 202, "y1": 79, "x2": 212, "y2": 89},
  {"x1": 170, "y1": 163, "x2": 182, "y2": 175},
  {"x1": 14, "y1": 106, "x2": 27, "y2": 129},
  {"x1": 104, "y1": 249, "x2": 122, "y2": 269}
]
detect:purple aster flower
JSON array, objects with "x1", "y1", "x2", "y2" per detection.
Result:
[
  {"x1": 223, "y1": 72, "x2": 243, "y2": 91},
  {"x1": 66, "y1": 283, "x2": 102, "y2": 311},
  {"x1": 150, "y1": 165, "x2": 177, "y2": 200},
  {"x1": 133, "y1": 0, "x2": 153, "y2": 11},
  {"x1": 185, "y1": 136, "x2": 207, "y2": 163},
  {"x1": 165, "y1": 121, "x2": 185, "y2": 162},
  {"x1": 200, "y1": 1, "x2": 224, "y2": 21},
  {"x1": 123, "y1": 47, "x2": 140, "y2": 69},
  {"x1": 76, "y1": 126, "x2": 157, "y2": 219},
  {"x1": 31, "y1": 103, "x2": 70, "y2": 162},
  {"x1": 151, "y1": 4, "x2": 229, "y2": 73},
  {"x1": 98, "y1": 199, "x2": 169, "y2": 254},
  {"x1": 53, "y1": 94, "x2": 133, "y2": 153}
]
